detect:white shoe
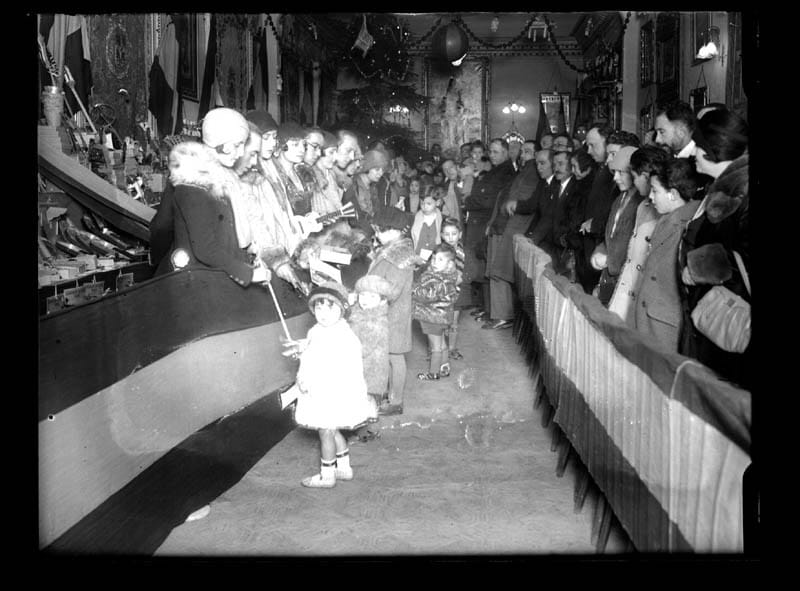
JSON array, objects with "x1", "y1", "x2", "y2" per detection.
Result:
[
  {"x1": 334, "y1": 466, "x2": 353, "y2": 480},
  {"x1": 301, "y1": 473, "x2": 336, "y2": 488}
]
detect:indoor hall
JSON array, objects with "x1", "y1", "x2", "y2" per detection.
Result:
[{"x1": 37, "y1": 12, "x2": 755, "y2": 558}]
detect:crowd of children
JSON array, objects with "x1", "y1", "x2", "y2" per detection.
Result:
[{"x1": 281, "y1": 169, "x2": 475, "y2": 488}]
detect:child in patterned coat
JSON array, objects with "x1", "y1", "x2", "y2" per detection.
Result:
[{"x1": 412, "y1": 243, "x2": 460, "y2": 380}]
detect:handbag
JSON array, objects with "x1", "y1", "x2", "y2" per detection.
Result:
[{"x1": 690, "y1": 250, "x2": 751, "y2": 353}]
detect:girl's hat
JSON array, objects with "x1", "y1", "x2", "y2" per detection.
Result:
[
  {"x1": 361, "y1": 149, "x2": 389, "y2": 172},
  {"x1": 307, "y1": 281, "x2": 350, "y2": 313},
  {"x1": 354, "y1": 275, "x2": 393, "y2": 298},
  {"x1": 244, "y1": 110, "x2": 278, "y2": 134},
  {"x1": 371, "y1": 206, "x2": 409, "y2": 231},
  {"x1": 321, "y1": 130, "x2": 338, "y2": 150}
]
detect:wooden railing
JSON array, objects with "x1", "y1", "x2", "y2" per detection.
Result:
[{"x1": 513, "y1": 235, "x2": 751, "y2": 552}]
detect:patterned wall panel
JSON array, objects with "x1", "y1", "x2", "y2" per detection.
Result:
[{"x1": 88, "y1": 14, "x2": 147, "y2": 141}]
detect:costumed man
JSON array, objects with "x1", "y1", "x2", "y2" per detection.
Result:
[
  {"x1": 153, "y1": 107, "x2": 271, "y2": 287},
  {"x1": 237, "y1": 120, "x2": 308, "y2": 294}
]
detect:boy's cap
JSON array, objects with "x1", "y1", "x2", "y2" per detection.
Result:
[
  {"x1": 354, "y1": 275, "x2": 393, "y2": 298},
  {"x1": 307, "y1": 281, "x2": 350, "y2": 312}
]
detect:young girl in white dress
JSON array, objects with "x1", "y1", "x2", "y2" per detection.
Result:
[{"x1": 282, "y1": 281, "x2": 377, "y2": 488}]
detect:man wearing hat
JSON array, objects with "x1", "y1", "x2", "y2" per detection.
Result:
[
  {"x1": 153, "y1": 107, "x2": 271, "y2": 287},
  {"x1": 344, "y1": 148, "x2": 391, "y2": 236}
]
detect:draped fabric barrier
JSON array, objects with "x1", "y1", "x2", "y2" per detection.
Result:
[{"x1": 512, "y1": 235, "x2": 751, "y2": 552}]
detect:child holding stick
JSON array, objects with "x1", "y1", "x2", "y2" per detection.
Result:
[{"x1": 282, "y1": 281, "x2": 377, "y2": 488}]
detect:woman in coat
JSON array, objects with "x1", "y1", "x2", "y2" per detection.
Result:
[
  {"x1": 633, "y1": 158, "x2": 700, "y2": 352},
  {"x1": 677, "y1": 109, "x2": 750, "y2": 389}
]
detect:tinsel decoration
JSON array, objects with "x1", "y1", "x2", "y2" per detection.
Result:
[
  {"x1": 344, "y1": 14, "x2": 411, "y2": 81},
  {"x1": 352, "y1": 14, "x2": 374, "y2": 57}
]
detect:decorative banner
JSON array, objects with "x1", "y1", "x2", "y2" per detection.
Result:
[{"x1": 539, "y1": 92, "x2": 571, "y2": 136}]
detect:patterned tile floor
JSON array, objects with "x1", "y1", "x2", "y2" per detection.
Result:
[{"x1": 156, "y1": 308, "x2": 626, "y2": 556}]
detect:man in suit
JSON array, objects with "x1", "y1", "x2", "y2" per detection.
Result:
[
  {"x1": 484, "y1": 139, "x2": 540, "y2": 329},
  {"x1": 515, "y1": 149, "x2": 555, "y2": 245},
  {"x1": 576, "y1": 124, "x2": 616, "y2": 294},
  {"x1": 462, "y1": 138, "x2": 516, "y2": 322},
  {"x1": 654, "y1": 101, "x2": 696, "y2": 158},
  {"x1": 548, "y1": 150, "x2": 579, "y2": 275}
]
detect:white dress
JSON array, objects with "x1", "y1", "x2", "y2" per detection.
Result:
[{"x1": 293, "y1": 318, "x2": 377, "y2": 430}]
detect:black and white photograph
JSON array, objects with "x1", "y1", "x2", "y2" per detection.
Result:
[{"x1": 36, "y1": 11, "x2": 757, "y2": 561}]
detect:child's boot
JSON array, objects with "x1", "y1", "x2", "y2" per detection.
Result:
[
  {"x1": 334, "y1": 449, "x2": 353, "y2": 480},
  {"x1": 302, "y1": 458, "x2": 336, "y2": 488}
]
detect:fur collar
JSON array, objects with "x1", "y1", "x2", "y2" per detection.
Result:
[
  {"x1": 168, "y1": 141, "x2": 241, "y2": 200},
  {"x1": 704, "y1": 154, "x2": 748, "y2": 224},
  {"x1": 375, "y1": 236, "x2": 421, "y2": 269}
]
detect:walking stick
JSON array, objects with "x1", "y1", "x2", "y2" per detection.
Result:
[{"x1": 264, "y1": 279, "x2": 293, "y2": 342}]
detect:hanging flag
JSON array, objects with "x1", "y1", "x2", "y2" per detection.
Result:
[
  {"x1": 39, "y1": 15, "x2": 93, "y2": 115},
  {"x1": 62, "y1": 15, "x2": 93, "y2": 116},
  {"x1": 198, "y1": 13, "x2": 218, "y2": 121},
  {"x1": 148, "y1": 15, "x2": 181, "y2": 137},
  {"x1": 246, "y1": 26, "x2": 269, "y2": 112}
]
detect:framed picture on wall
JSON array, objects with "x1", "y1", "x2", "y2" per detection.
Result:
[
  {"x1": 423, "y1": 57, "x2": 490, "y2": 152},
  {"x1": 689, "y1": 86, "x2": 708, "y2": 114},
  {"x1": 639, "y1": 21, "x2": 655, "y2": 87},
  {"x1": 176, "y1": 14, "x2": 199, "y2": 101}
]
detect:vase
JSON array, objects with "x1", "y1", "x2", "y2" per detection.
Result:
[{"x1": 42, "y1": 86, "x2": 64, "y2": 127}]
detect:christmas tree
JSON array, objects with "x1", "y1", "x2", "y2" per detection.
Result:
[{"x1": 333, "y1": 14, "x2": 430, "y2": 156}]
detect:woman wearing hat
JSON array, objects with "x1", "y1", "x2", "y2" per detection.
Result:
[
  {"x1": 343, "y1": 148, "x2": 391, "y2": 237},
  {"x1": 590, "y1": 145, "x2": 645, "y2": 306},
  {"x1": 677, "y1": 108, "x2": 750, "y2": 389},
  {"x1": 154, "y1": 107, "x2": 271, "y2": 287}
]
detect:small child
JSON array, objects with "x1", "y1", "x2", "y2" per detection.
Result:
[
  {"x1": 367, "y1": 207, "x2": 420, "y2": 416},
  {"x1": 410, "y1": 188, "x2": 443, "y2": 258},
  {"x1": 407, "y1": 177, "x2": 422, "y2": 214},
  {"x1": 282, "y1": 281, "x2": 377, "y2": 488},
  {"x1": 412, "y1": 243, "x2": 460, "y2": 380},
  {"x1": 348, "y1": 274, "x2": 393, "y2": 442},
  {"x1": 440, "y1": 217, "x2": 467, "y2": 360}
]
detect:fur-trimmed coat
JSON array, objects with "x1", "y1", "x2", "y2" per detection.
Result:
[
  {"x1": 367, "y1": 236, "x2": 422, "y2": 354},
  {"x1": 349, "y1": 301, "x2": 390, "y2": 395},
  {"x1": 678, "y1": 154, "x2": 750, "y2": 388},
  {"x1": 156, "y1": 142, "x2": 254, "y2": 285},
  {"x1": 412, "y1": 267, "x2": 459, "y2": 326}
]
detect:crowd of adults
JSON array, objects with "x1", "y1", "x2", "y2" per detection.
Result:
[{"x1": 148, "y1": 99, "x2": 750, "y2": 391}]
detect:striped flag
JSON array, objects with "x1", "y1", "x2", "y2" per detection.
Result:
[
  {"x1": 148, "y1": 15, "x2": 181, "y2": 137},
  {"x1": 39, "y1": 14, "x2": 93, "y2": 116}
]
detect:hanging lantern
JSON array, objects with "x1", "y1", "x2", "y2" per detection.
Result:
[{"x1": 432, "y1": 21, "x2": 469, "y2": 66}]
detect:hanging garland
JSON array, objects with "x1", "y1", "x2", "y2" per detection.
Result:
[
  {"x1": 407, "y1": 16, "x2": 444, "y2": 49},
  {"x1": 453, "y1": 13, "x2": 540, "y2": 50},
  {"x1": 543, "y1": 12, "x2": 631, "y2": 78}
]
